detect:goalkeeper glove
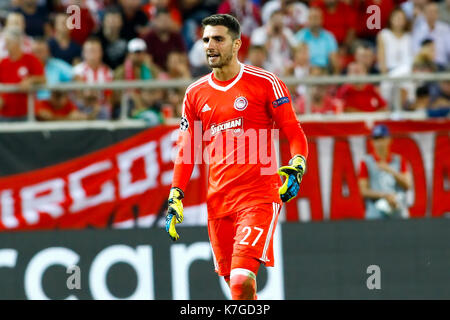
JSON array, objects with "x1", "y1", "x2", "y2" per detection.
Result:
[
  {"x1": 165, "y1": 187, "x2": 184, "y2": 241},
  {"x1": 278, "y1": 155, "x2": 306, "y2": 203}
]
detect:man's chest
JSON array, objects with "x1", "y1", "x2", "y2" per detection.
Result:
[{"x1": 194, "y1": 86, "x2": 272, "y2": 131}]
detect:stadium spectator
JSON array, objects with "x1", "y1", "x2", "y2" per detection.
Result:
[
  {"x1": 0, "y1": 27, "x2": 45, "y2": 121},
  {"x1": 96, "y1": 8, "x2": 128, "y2": 70},
  {"x1": 178, "y1": 0, "x2": 220, "y2": 50},
  {"x1": 380, "y1": 40, "x2": 438, "y2": 110},
  {"x1": 35, "y1": 90, "x2": 86, "y2": 121},
  {"x1": 401, "y1": 0, "x2": 428, "y2": 23},
  {"x1": 113, "y1": 38, "x2": 160, "y2": 118},
  {"x1": 426, "y1": 79, "x2": 450, "y2": 117},
  {"x1": 129, "y1": 88, "x2": 165, "y2": 125},
  {"x1": 245, "y1": 44, "x2": 270, "y2": 70},
  {"x1": 217, "y1": 0, "x2": 262, "y2": 60},
  {"x1": 141, "y1": 0, "x2": 184, "y2": 31},
  {"x1": 310, "y1": 0, "x2": 357, "y2": 47},
  {"x1": 31, "y1": 38, "x2": 74, "y2": 101},
  {"x1": 412, "y1": 1, "x2": 450, "y2": 69},
  {"x1": 76, "y1": 89, "x2": 110, "y2": 119},
  {"x1": 286, "y1": 43, "x2": 310, "y2": 97},
  {"x1": 143, "y1": 8, "x2": 186, "y2": 71},
  {"x1": 294, "y1": 7, "x2": 339, "y2": 74},
  {"x1": 250, "y1": 9, "x2": 298, "y2": 76},
  {"x1": 114, "y1": 38, "x2": 158, "y2": 81},
  {"x1": 73, "y1": 37, "x2": 113, "y2": 119},
  {"x1": 294, "y1": 65, "x2": 343, "y2": 114},
  {"x1": 351, "y1": 43, "x2": 379, "y2": 75},
  {"x1": 438, "y1": 0, "x2": 450, "y2": 25},
  {"x1": 336, "y1": 62, "x2": 387, "y2": 112},
  {"x1": 48, "y1": 13, "x2": 82, "y2": 65},
  {"x1": 355, "y1": 0, "x2": 395, "y2": 44},
  {"x1": 12, "y1": 0, "x2": 50, "y2": 37},
  {"x1": 0, "y1": 12, "x2": 33, "y2": 59},
  {"x1": 358, "y1": 124, "x2": 411, "y2": 219},
  {"x1": 262, "y1": 0, "x2": 309, "y2": 32},
  {"x1": 165, "y1": 51, "x2": 191, "y2": 79},
  {"x1": 218, "y1": 0, "x2": 261, "y2": 37},
  {"x1": 188, "y1": 38, "x2": 211, "y2": 77},
  {"x1": 377, "y1": 8, "x2": 413, "y2": 74},
  {"x1": 118, "y1": 0, "x2": 150, "y2": 41}
]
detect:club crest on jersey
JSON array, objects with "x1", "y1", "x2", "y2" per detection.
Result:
[
  {"x1": 234, "y1": 96, "x2": 248, "y2": 111},
  {"x1": 210, "y1": 117, "x2": 243, "y2": 136},
  {"x1": 272, "y1": 96, "x2": 290, "y2": 108}
]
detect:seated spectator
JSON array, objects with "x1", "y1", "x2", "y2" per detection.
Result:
[
  {"x1": 358, "y1": 124, "x2": 411, "y2": 219},
  {"x1": 0, "y1": 27, "x2": 45, "y2": 121},
  {"x1": 188, "y1": 38, "x2": 211, "y2": 77},
  {"x1": 218, "y1": 0, "x2": 262, "y2": 59},
  {"x1": 401, "y1": 0, "x2": 428, "y2": 23},
  {"x1": 439, "y1": 0, "x2": 450, "y2": 25},
  {"x1": 32, "y1": 38, "x2": 74, "y2": 101},
  {"x1": 294, "y1": 66, "x2": 343, "y2": 114},
  {"x1": 130, "y1": 88, "x2": 165, "y2": 126},
  {"x1": 114, "y1": 38, "x2": 158, "y2": 81},
  {"x1": 310, "y1": 0, "x2": 357, "y2": 48},
  {"x1": 118, "y1": 0, "x2": 150, "y2": 41},
  {"x1": 262, "y1": 0, "x2": 309, "y2": 33},
  {"x1": 73, "y1": 37, "x2": 113, "y2": 119},
  {"x1": 12, "y1": 0, "x2": 50, "y2": 37},
  {"x1": 35, "y1": 90, "x2": 86, "y2": 121},
  {"x1": 0, "y1": 12, "x2": 33, "y2": 59},
  {"x1": 114, "y1": 38, "x2": 160, "y2": 118},
  {"x1": 95, "y1": 7, "x2": 128, "y2": 70},
  {"x1": 295, "y1": 7, "x2": 339, "y2": 74},
  {"x1": 143, "y1": 8, "x2": 187, "y2": 72},
  {"x1": 380, "y1": 39, "x2": 438, "y2": 108},
  {"x1": 142, "y1": 0, "x2": 185, "y2": 32},
  {"x1": 245, "y1": 44, "x2": 270, "y2": 70},
  {"x1": 286, "y1": 43, "x2": 310, "y2": 96},
  {"x1": 336, "y1": 62, "x2": 387, "y2": 112},
  {"x1": 76, "y1": 89, "x2": 110, "y2": 120},
  {"x1": 409, "y1": 85, "x2": 430, "y2": 110},
  {"x1": 250, "y1": 9, "x2": 297, "y2": 76},
  {"x1": 348, "y1": 43, "x2": 379, "y2": 75},
  {"x1": 377, "y1": 8, "x2": 413, "y2": 74},
  {"x1": 48, "y1": 13, "x2": 82, "y2": 65},
  {"x1": 165, "y1": 51, "x2": 191, "y2": 79},
  {"x1": 412, "y1": 1, "x2": 450, "y2": 70},
  {"x1": 426, "y1": 79, "x2": 450, "y2": 117}
]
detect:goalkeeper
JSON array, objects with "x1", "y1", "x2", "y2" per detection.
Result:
[{"x1": 165, "y1": 14, "x2": 308, "y2": 300}]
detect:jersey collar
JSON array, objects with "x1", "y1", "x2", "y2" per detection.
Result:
[{"x1": 208, "y1": 62, "x2": 244, "y2": 92}]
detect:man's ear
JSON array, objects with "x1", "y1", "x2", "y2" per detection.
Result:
[{"x1": 233, "y1": 38, "x2": 242, "y2": 52}]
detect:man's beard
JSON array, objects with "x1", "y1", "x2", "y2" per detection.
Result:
[{"x1": 207, "y1": 51, "x2": 233, "y2": 68}]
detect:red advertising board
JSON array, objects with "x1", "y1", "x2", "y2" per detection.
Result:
[{"x1": 0, "y1": 120, "x2": 449, "y2": 230}]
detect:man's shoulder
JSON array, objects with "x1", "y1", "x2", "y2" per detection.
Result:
[
  {"x1": 185, "y1": 74, "x2": 211, "y2": 95},
  {"x1": 242, "y1": 64, "x2": 280, "y2": 82}
]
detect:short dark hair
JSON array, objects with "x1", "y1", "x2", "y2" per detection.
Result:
[{"x1": 201, "y1": 14, "x2": 241, "y2": 40}]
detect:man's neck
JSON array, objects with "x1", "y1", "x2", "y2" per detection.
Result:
[
  {"x1": 310, "y1": 27, "x2": 321, "y2": 36},
  {"x1": 9, "y1": 50, "x2": 23, "y2": 61},
  {"x1": 213, "y1": 59, "x2": 241, "y2": 81}
]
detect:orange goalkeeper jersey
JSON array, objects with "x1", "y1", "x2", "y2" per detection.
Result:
[{"x1": 172, "y1": 63, "x2": 308, "y2": 219}]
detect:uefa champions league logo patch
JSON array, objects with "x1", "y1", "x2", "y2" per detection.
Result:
[{"x1": 234, "y1": 96, "x2": 248, "y2": 111}]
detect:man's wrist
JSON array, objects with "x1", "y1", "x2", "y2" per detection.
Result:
[{"x1": 169, "y1": 187, "x2": 184, "y2": 200}]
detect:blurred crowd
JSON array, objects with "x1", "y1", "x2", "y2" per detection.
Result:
[{"x1": 0, "y1": 0, "x2": 449, "y2": 123}]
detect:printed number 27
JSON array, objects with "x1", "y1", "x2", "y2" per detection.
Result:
[{"x1": 239, "y1": 227, "x2": 264, "y2": 246}]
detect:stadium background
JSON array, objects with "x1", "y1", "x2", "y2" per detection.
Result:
[{"x1": 0, "y1": 0, "x2": 449, "y2": 299}]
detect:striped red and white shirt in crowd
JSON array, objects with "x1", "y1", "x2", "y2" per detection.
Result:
[{"x1": 73, "y1": 61, "x2": 114, "y2": 113}]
